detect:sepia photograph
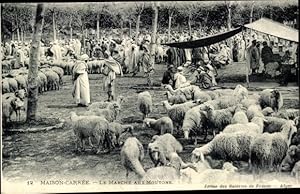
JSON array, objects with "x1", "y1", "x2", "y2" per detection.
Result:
[{"x1": 1, "y1": 0, "x2": 299, "y2": 193}]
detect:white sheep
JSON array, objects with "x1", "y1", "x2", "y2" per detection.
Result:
[
  {"x1": 262, "y1": 107, "x2": 275, "y2": 116},
  {"x1": 137, "y1": 91, "x2": 152, "y2": 119},
  {"x1": 231, "y1": 104, "x2": 248, "y2": 124},
  {"x1": 259, "y1": 89, "x2": 283, "y2": 112},
  {"x1": 250, "y1": 120, "x2": 297, "y2": 174},
  {"x1": 272, "y1": 109, "x2": 300, "y2": 120},
  {"x1": 162, "y1": 100, "x2": 199, "y2": 131},
  {"x1": 223, "y1": 116, "x2": 265, "y2": 134},
  {"x1": 70, "y1": 112, "x2": 112, "y2": 153},
  {"x1": 143, "y1": 117, "x2": 174, "y2": 135},
  {"x1": 246, "y1": 104, "x2": 264, "y2": 120},
  {"x1": 148, "y1": 133, "x2": 183, "y2": 167},
  {"x1": 181, "y1": 105, "x2": 208, "y2": 140},
  {"x1": 241, "y1": 93, "x2": 260, "y2": 109},
  {"x1": 203, "y1": 104, "x2": 236, "y2": 136},
  {"x1": 84, "y1": 102, "x2": 120, "y2": 122},
  {"x1": 191, "y1": 131, "x2": 259, "y2": 165},
  {"x1": 291, "y1": 161, "x2": 300, "y2": 182},
  {"x1": 88, "y1": 95, "x2": 125, "y2": 110},
  {"x1": 120, "y1": 137, "x2": 145, "y2": 178},
  {"x1": 233, "y1": 84, "x2": 248, "y2": 101},
  {"x1": 165, "y1": 91, "x2": 187, "y2": 105}
]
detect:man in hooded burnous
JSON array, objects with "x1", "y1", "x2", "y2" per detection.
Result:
[{"x1": 72, "y1": 54, "x2": 91, "y2": 107}]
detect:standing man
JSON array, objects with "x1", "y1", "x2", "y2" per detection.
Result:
[
  {"x1": 72, "y1": 54, "x2": 90, "y2": 107},
  {"x1": 261, "y1": 41, "x2": 274, "y2": 74},
  {"x1": 247, "y1": 40, "x2": 260, "y2": 75}
]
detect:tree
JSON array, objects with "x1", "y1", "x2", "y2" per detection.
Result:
[
  {"x1": 148, "y1": 2, "x2": 159, "y2": 86},
  {"x1": 27, "y1": 3, "x2": 45, "y2": 121},
  {"x1": 135, "y1": 2, "x2": 145, "y2": 43},
  {"x1": 165, "y1": 2, "x2": 177, "y2": 42}
]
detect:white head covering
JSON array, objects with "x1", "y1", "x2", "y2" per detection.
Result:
[{"x1": 80, "y1": 54, "x2": 89, "y2": 61}]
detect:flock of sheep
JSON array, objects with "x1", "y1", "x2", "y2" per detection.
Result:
[{"x1": 67, "y1": 82, "x2": 300, "y2": 184}]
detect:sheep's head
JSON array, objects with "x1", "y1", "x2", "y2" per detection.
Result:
[
  {"x1": 287, "y1": 145, "x2": 299, "y2": 157},
  {"x1": 191, "y1": 148, "x2": 205, "y2": 163},
  {"x1": 142, "y1": 118, "x2": 153, "y2": 128},
  {"x1": 15, "y1": 89, "x2": 27, "y2": 101},
  {"x1": 222, "y1": 162, "x2": 238, "y2": 172},
  {"x1": 164, "y1": 84, "x2": 172, "y2": 91},
  {"x1": 11, "y1": 97, "x2": 25, "y2": 111},
  {"x1": 148, "y1": 142, "x2": 162, "y2": 166},
  {"x1": 262, "y1": 107, "x2": 275, "y2": 116},
  {"x1": 204, "y1": 105, "x2": 214, "y2": 113}
]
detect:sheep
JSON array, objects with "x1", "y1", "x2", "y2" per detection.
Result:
[
  {"x1": 165, "y1": 91, "x2": 187, "y2": 105},
  {"x1": 263, "y1": 116, "x2": 289, "y2": 133},
  {"x1": 199, "y1": 99, "x2": 221, "y2": 110},
  {"x1": 15, "y1": 74, "x2": 27, "y2": 91},
  {"x1": 143, "y1": 117, "x2": 174, "y2": 135},
  {"x1": 108, "y1": 122, "x2": 134, "y2": 147},
  {"x1": 70, "y1": 112, "x2": 113, "y2": 153},
  {"x1": 137, "y1": 91, "x2": 152, "y2": 120},
  {"x1": 2, "y1": 78, "x2": 10, "y2": 93},
  {"x1": 259, "y1": 89, "x2": 283, "y2": 112},
  {"x1": 7, "y1": 77, "x2": 18, "y2": 93},
  {"x1": 142, "y1": 152, "x2": 196, "y2": 183},
  {"x1": 250, "y1": 120, "x2": 297, "y2": 174},
  {"x1": 203, "y1": 104, "x2": 236, "y2": 136},
  {"x1": 40, "y1": 68, "x2": 60, "y2": 91},
  {"x1": 272, "y1": 109, "x2": 300, "y2": 120},
  {"x1": 88, "y1": 96, "x2": 125, "y2": 110},
  {"x1": 192, "y1": 89, "x2": 212, "y2": 104},
  {"x1": 280, "y1": 145, "x2": 300, "y2": 172},
  {"x1": 37, "y1": 71, "x2": 47, "y2": 92},
  {"x1": 2, "y1": 95, "x2": 25, "y2": 126},
  {"x1": 191, "y1": 131, "x2": 259, "y2": 165},
  {"x1": 120, "y1": 137, "x2": 145, "y2": 178},
  {"x1": 181, "y1": 105, "x2": 208, "y2": 141},
  {"x1": 262, "y1": 107, "x2": 275, "y2": 116},
  {"x1": 51, "y1": 66, "x2": 64, "y2": 85},
  {"x1": 231, "y1": 104, "x2": 248, "y2": 124},
  {"x1": 14, "y1": 89, "x2": 27, "y2": 101},
  {"x1": 240, "y1": 94, "x2": 260, "y2": 109},
  {"x1": 162, "y1": 100, "x2": 199, "y2": 131},
  {"x1": 148, "y1": 133, "x2": 183, "y2": 167},
  {"x1": 246, "y1": 104, "x2": 264, "y2": 121},
  {"x1": 84, "y1": 102, "x2": 120, "y2": 122},
  {"x1": 233, "y1": 84, "x2": 248, "y2": 101},
  {"x1": 291, "y1": 118, "x2": 300, "y2": 146},
  {"x1": 165, "y1": 84, "x2": 204, "y2": 101},
  {"x1": 223, "y1": 116, "x2": 265, "y2": 134},
  {"x1": 205, "y1": 90, "x2": 220, "y2": 100}
]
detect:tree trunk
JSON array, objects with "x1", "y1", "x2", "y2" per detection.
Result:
[
  {"x1": 227, "y1": 3, "x2": 232, "y2": 30},
  {"x1": 135, "y1": 14, "x2": 141, "y2": 44},
  {"x1": 27, "y1": 4, "x2": 45, "y2": 122},
  {"x1": 52, "y1": 11, "x2": 56, "y2": 41},
  {"x1": 70, "y1": 27, "x2": 73, "y2": 40},
  {"x1": 21, "y1": 29, "x2": 24, "y2": 42},
  {"x1": 17, "y1": 27, "x2": 20, "y2": 42},
  {"x1": 188, "y1": 13, "x2": 192, "y2": 37},
  {"x1": 129, "y1": 21, "x2": 132, "y2": 38},
  {"x1": 96, "y1": 14, "x2": 100, "y2": 40},
  {"x1": 250, "y1": 3, "x2": 254, "y2": 23},
  {"x1": 148, "y1": 3, "x2": 159, "y2": 86},
  {"x1": 12, "y1": 32, "x2": 15, "y2": 41},
  {"x1": 168, "y1": 15, "x2": 172, "y2": 42}
]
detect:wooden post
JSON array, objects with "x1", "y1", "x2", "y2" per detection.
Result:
[
  {"x1": 27, "y1": 3, "x2": 45, "y2": 121},
  {"x1": 52, "y1": 10, "x2": 56, "y2": 41},
  {"x1": 135, "y1": 14, "x2": 141, "y2": 44}
]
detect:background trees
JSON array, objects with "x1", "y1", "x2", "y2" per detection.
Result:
[{"x1": 1, "y1": 1, "x2": 298, "y2": 42}]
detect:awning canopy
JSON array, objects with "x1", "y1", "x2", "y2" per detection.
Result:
[
  {"x1": 162, "y1": 27, "x2": 243, "y2": 49},
  {"x1": 244, "y1": 18, "x2": 298, "y2": 43}
]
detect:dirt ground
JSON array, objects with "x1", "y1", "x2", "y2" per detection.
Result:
[{"x1": 2, "y1": 62, "x2": 300, "y2": 188}]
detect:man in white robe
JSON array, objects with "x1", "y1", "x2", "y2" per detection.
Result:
[{"x1": 72, "y1": 54, "x2": 90, "y2": 106}]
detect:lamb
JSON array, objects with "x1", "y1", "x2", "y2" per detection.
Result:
[
  {"x1": 137, "y1": 91, "x2": 152, "y2": 119},
  {"x1": 120, "y1": 137, "x2": 145, "y2": 178},
  {"x1": 280, "y1": 145, "x2": 300, "y2": 172},
  {"x1": 70, "y1": 112, "x2": 113, "y2": 153},
  {"x1": 246, "y1": 105, "x2": 264, "y2": 120},
  {"x1": 291, "y1": 161, "x2": 300, "y2": 181},
  {"x1": 191, "y1": 131, "x2": 259, "y2": 164},
  {"x1": 203, "y1": 104, "x2": 236, "y2": 136},
  {"x1": 162, "y1": 100, "x2": 199, "y2": 130},
  {"x1": 263, "y1": 116, "x2": 289, "y2": 133},
  {"x1": 88, "y1": 96, "x2": 125, "y2": 110},
  {"x1": 148, "y1": 133, "x2": 183, "y2": 167},
  {"x1": 143, "y1": 117, "x2": 174, "y2": 135},
  {"x1": 223, "y1": 116, "x2": 265, "y2": 134},
  {"x1": 7, "y1": 77, "x2": 18, "y2": 93},
  {"x1": 259, "y1": 89, "x2": 283, "y2": 112},
  {"x1": 181, "y1": 105, "x2": 208, "y2": 140},
  {"x1": 108, "y1": 122, "x2": 134, "y2": 147},
  {"x1": 165, "y1": 91, "x2": 187, "y2": 105},
  {"x1": 231, "y1": 104, "x2": 248, "y2": 124},
  {"x1": 84, "y1": 102, "x2": 120, "y2": 122},
  {"x1": 262, "y1": 107, "x2": 275, "y2": 116},
  {"x1": 40, "y1": 68, "x2": 60, "y2": 90},
  {"x1": 250, "y1": 120, "x2": 297, "y2": 174}
]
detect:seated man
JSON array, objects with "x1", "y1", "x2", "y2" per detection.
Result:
[
  {"x1": 174, "y1": 66, "x2": 190, "y2": 89},
  {"x1": 162, "y1": 65, "x2": 175, "y2": 88}
]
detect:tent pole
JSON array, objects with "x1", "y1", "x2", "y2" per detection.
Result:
[{"x1": 244, "y1": 29, "x2": 250, "y2": 88}]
